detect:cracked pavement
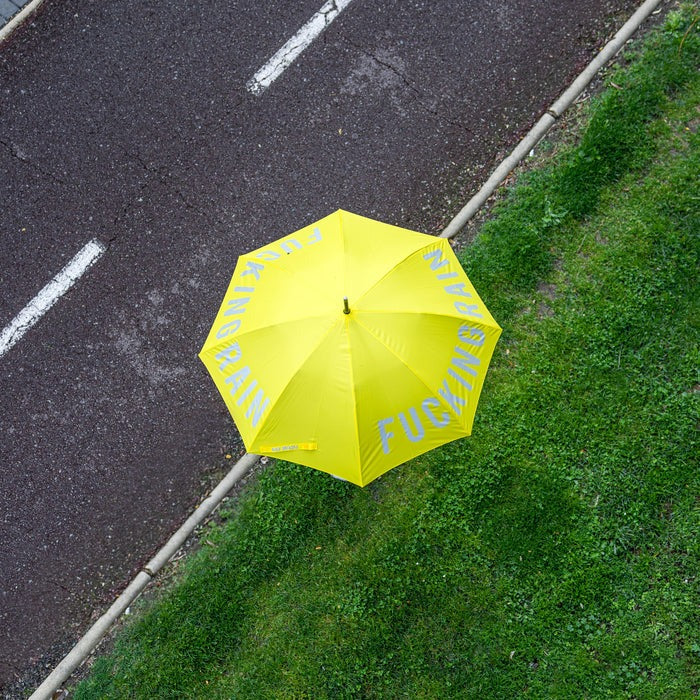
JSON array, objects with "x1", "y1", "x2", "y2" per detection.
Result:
[{"x1": 0, "y1": 0, "x2": 642, "y2": 692}]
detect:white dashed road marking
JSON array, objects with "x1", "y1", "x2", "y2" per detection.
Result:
[
  {"x1": 0, "y1": 239, "x2": 106, "y2": 358},
  {"x1": 246, "y1": 0, "x2": 354, "y2": 95}
]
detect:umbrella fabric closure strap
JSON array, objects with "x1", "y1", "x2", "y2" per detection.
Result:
[
  {"x1": 258, "y1": 442, "x2": 318, "y2": 453},
  {"x1": 200, "y1": 210, "x2": 501, "y2": 486}
]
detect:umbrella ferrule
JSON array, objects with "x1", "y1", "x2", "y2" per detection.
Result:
[{"x1": 343, "y1": 297, "x2": 350, "y2": 315}]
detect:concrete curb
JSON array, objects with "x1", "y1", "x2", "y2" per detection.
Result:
[
  {"x1": 29, "y1": 453, "x2": 260, "y2": 700},
  {"x1": 440, "y1": 0, "x2": 666, "y2": 239},
  {"x1": 0, "y1": 0, "x2": 44, "y2": 45},
  {"x1": 28, "y1": 1, "x2": 666, "y2": 697}
]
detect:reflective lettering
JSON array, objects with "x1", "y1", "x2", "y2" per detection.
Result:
[
  {"x1": 444, "y1": 282, "x2": 472, "y2": 298},
  {"x1": 454, "y1": 301, "x2": 483, "y2": 318},
  {"x1": 448, "y1": 367, "x2": 473, "y2": 391},
  {"x1": 246, "y1": 389, "x2": 270, "y2": 427},
  {"x1": 452, "y1": 347, "x2": 480, "y2": 377},
  {"x1": 378, "y1": 417, "x2": 395, "y2": 454},
  {"x1": 216, "y1": 319, "x2": 241, "y2": 339},
  {"x1": 423, "y1": 248, "x2": 449, "y2": 271},
  {"x1": 225, "y1": 366, "x2": 250, "y2": 395},
  {"x1": 458, "y1": 325, "x2": 485, "y2": 346},
  {"x1": 225, "y1": 297, "x2": 250, "y2": 315},
  {"x1": 438, "y1": 380, "x2": 465, "y2": 414},
  {"x1": 236, "y1": 378, "x2": 257, "y2": 406},
  {"x1": 398, "y1": 407, "x2": 425, "y2": 442},
  {"x1": 422, "y1": 398, "x2": 450, "y2": 427},
  {"x1": 241, "y1": 260, "x2": 264, "y2": 280},
  {"x1": 215, "y1": 342, "x2": 241, "y2": 371},
  {"x1": 280, "y1": 239, "x2": 302, "y2": 254}
]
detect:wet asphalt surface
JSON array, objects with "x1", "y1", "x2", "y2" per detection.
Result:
[{"x1": 0, "y1": 0, "x2": 643, "y2": 692}]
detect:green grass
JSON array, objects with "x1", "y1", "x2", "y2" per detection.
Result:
[{"x1": 73, "y1": 6, "x2": 699, "y2": 699}]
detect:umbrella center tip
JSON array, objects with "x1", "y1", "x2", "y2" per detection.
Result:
[{"x1": 343, "y1": 297, "x2": 350, "y2": 315}]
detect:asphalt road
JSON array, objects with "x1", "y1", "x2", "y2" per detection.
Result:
[{"x1": 1, "y1": 0, "x2": 642, "y2": 691}]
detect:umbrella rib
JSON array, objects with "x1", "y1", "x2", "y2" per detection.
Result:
[
  {"x1": 339, "y1": 213, "x2": 364, "y2": 481},
  {"x1": 355, "y1": 307, "x2": 501, "y2": 331},
  {"x1": 226, "y1": 312, "x2": 335, "y2": 345},
  {"x1": 352, "y1": 315, "x2": 466, "y2": 426},
  {"x1": 352, "y1": 243, "x2": 434, "y2": 309},
  {"x1": 351, "y1": 242, "x2": 500, "y2": 331},
  {"x1": 345, "y1": 329, "x2": 364, "y2": 485},
  {"x1": 247, "y1": 316, "x2": 341, "y2": 447}
]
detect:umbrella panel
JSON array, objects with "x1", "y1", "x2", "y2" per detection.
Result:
[{"x1": 200, "y1": 210, "x2": 501, "y2": 486}]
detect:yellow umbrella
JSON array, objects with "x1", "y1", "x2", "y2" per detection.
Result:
[{"x1": 199, "y1": 210, "x2": 501, "y2": 487}]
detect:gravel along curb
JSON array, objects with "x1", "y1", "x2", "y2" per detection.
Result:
[
  {"x1": 0, "y1": 0, "x2": 45, "y2": 45},
  {"x1": 30, "y1": 453, "x2": 260, "y2": 700},
  {"x1": 28, "y1": 0, "x2": 666, "y2": 697},
  {"x1": 440, "y1": 0, "x2": 666, "y2": 239}
]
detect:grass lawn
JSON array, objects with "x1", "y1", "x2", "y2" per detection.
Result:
[{"x1": 73, "y1": 6, "x2": 699, "y2": 698}]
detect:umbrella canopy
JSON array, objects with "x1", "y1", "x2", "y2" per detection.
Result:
[{"x1": 199, "y1": 210, "x2": 501, "y2": 486}]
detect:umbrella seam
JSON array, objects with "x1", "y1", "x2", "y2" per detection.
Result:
[
  {"x1": 339, "y1": 209, "x2": 349, "y2": 308},
  {"x1": 247, "y1": 316, "x2": 340, "y2": 450},
  {"x1": 344, "y1": 318, "x2": 365, "y2": 486},
  {"x1": 354, "y1": 307, "x2": 501, "y2": 331},
  {"x1": 204, "y1": 312, "x2": 336, "y2": 350},
  {"x1": 339, "y1": 211, "x2": 363, "y2": 482},
  {"x1": 353, "y1": 238, "x2": 449, "y2": 310},
  {"x1": 351, "y1": 315, "x2": 468, "y2": 428}
]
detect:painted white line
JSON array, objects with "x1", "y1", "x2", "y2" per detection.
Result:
[
  {"x1": 246, "y1": 0, "x2": 354, "y2": 95},
  {"x1": 0, "y1": 239, "x2": 106, "y2": 358}
]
